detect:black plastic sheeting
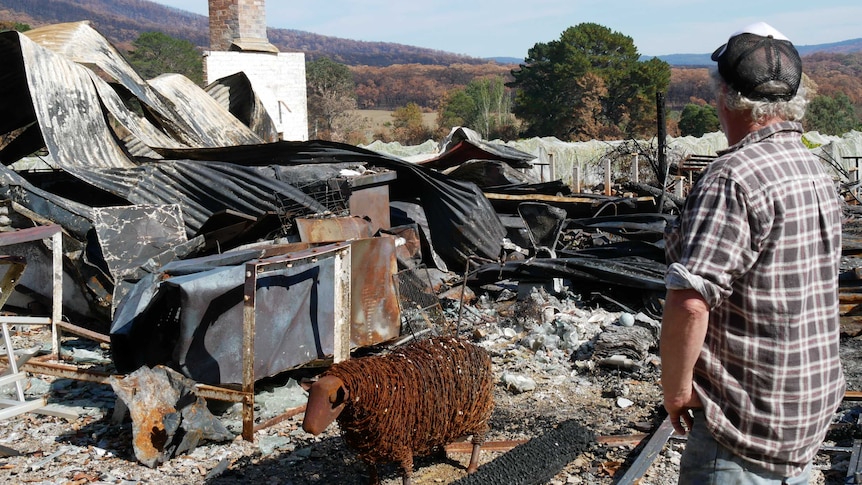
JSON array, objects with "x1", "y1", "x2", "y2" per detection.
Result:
[{"x1": 151, "y1": 141, "x2": 507, "y2": 271}]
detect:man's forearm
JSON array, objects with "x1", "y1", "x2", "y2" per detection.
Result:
[{"x1": 660, "y1": 288, "x2": 710, "y2": 408}]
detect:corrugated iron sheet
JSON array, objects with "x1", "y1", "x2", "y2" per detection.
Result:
[{"x1": 205, "y1": 71, "x2": 279, "y2": 143}]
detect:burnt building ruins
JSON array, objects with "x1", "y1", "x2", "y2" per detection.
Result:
[{"x1": 205, "y1": 0, "x2": 308, "y2": 141}]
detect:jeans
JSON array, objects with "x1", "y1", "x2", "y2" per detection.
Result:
[{"x1": 678, "y1": 411, "x2": 811, "y2": 485}]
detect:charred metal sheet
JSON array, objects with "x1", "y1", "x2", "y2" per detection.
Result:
[
  {"x1": 471, "y1": 255, "x2": 666, "y2": 292},
  {"x1": 346, "y1": 170, "x2": 397, "y2": 233},
  {"x1": 348, "y1": 237, "x2": 400, "y2": 347},
  {"x1": 445, "y1": 159, "x2": 536, "y2": 188},
  {"x1": 151, "y1": 141, "x2": 507, "y2": 272},
  {"x1": 24, "y1": 21, "x2": 264, "y2": 150},
  {"x1": 109, "y1": 365, "x2": 233, "y2": 468},
  {"x1": 78, "y1": 160, "x2": 329, "y2": 238},
  {"x1": 565, "y1": 213, "x2": 675, "y2": 243},
  {"x1": 296, "y1": 216, "x2": 373, "y2": 243},
  {"x1": 111, "y1": 243, "x2": 358, "y2": 386},
  {"x1": 518, "y1": 202, "x2": 567, "y2": 254},
  {"x1": 205, "y1": 71, "x2": 279, "y2": 143},
  {"x1": 148, "y1": 73, "x2": 267, "y2": 147},
  {"x1": 92, "y1": 205, "x2": 188, "y2": 281},
  {"x1": 0, "y1": 30, "x2": 136, "y2": 169},
  {"x1": 92, "y1": 204, "x2": 207, "y2": 315},
  {"x1": 21, "y1": 22, "x2": 184, "y2": 158}
]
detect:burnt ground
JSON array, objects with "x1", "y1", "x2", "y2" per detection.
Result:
[{"x1": 1, "y1": 286, "x2": 861, "y2": 485}]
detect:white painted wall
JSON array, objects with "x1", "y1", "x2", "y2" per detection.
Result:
[{"x1": 205, "y1": 51, "x2": 309, "y2": 141}]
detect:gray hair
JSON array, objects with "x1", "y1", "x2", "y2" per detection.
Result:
[{"x1": 711, "y1": 69, "x2": 808, "y2": 122}]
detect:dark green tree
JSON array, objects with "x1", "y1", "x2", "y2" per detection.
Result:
[
  {"x1": 127, "y1": 32, "x2": 203, "y2": 85},
  {"x1": 437, "y1": 88, "x2": 475, "y2": 131},
  {"x1": 678, "y1": 103, "x2": 720, "y2": 137},
  {"x1": 508, "y1": 23, "x2": 670, "y2": 141},
  {"x1": 804, "y1": 93, "x2": 860, "y2": 135},
  {"x1": 306, "y1": 57, "x2": 361, "y2": 141}
]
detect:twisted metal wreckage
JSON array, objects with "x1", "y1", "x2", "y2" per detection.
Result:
[{"x1": 0, "y1": 19, "x2": 670, "y2": 384}]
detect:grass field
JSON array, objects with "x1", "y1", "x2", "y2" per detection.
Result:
[{"x1": 350, "y1": 109, "x2": 438, "y2": 139}]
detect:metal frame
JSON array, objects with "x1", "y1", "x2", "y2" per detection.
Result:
[
  {"x1": 239, "y1": 242, "x2": 351, "y2": 440},
  {"x1": 0, "y1": 225, "x2": 62, "y2": 420},
  {"x1": 9, "y1": 230, "x2": 352, "y2": 442}
]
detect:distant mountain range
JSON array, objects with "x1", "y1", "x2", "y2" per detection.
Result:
[
  {"x1": 652, "y1": 38, "x2": 862, "y2": 66},
  {"x1": 1, "y1": 0, "x2": 860, "y2": 67}
]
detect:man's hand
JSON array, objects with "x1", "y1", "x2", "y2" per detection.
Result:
[{"x1": 664, "y1": 385, "x2": 703, "y2": 435}]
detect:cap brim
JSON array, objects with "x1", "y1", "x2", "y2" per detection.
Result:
[{"x1": 711, "y1": 43, "x2": 726, "y2": 61}]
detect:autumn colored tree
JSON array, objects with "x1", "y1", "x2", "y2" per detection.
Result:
[
  {"x1": 666, "y1": 68, "x2": 714, "y2": 111},
  {"x1": 126, "y1": 32, "x2": 203, "y2": 85},
  {"x1": 390, "y1": 102, "x2": 434, "y2": 145},
  {"x1": 509, "y1": 23, "x2": 671, "y2": 141}
]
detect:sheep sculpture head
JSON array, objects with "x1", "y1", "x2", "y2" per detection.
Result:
[
  {"x1": 302, "y1": 374, "x2": 348, "y2": 435},
  {"x1": 302, "y1": 336, "x2": 495, "y2": 485}
]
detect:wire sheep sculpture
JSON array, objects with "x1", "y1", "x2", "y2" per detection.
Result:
[{"x1": 302, "y1": 335, "x2": 495, "y2": 485}]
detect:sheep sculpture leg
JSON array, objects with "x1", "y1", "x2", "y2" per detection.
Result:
[{"x1": 468, "y1": 440, "x2": 483, "y2": 473}]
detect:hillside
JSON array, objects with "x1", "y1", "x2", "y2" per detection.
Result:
[
  {"x1": 0, "y1": 0, "x2": 488, "y2": 66},
  {"x1": 2, "y1": 0, "x2": 860, "y2": 117},
  {"x1": 4, "y1": 0, "x2": 861, "y2": 67}
]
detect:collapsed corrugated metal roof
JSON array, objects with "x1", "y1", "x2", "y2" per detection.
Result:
[{"x1": 0, "y1": 21, "x2": 508, "y2": 330}]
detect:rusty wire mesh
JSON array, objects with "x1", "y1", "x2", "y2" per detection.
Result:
[
  {"x1": 323, "y1": 336, "x2": 494, "y2": 471},
  {"x1": 393, "y1": 264, "x2": 451, "y2": 336},
  {"x1": 274, "y1": 178, "x2": 349, "y2": 234}
]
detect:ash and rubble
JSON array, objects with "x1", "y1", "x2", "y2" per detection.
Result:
[{"x1": 2, "y1": 20, "x2": 862, "y2": 485}]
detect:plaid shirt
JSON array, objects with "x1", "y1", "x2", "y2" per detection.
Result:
[{"x1": 665, "y1": 121, "x2": 845, "y2": 476}]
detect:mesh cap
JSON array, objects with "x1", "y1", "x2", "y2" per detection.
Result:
[{"x1": 711, "y1": 22, "x2": 802, "y2": 101}]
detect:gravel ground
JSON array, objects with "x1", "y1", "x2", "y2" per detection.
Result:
[{"x1": 1, "y1": 284, "x2": 860, "y2": 485}]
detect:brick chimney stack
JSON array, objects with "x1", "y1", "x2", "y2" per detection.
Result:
[{"x1": 209, "y1": 0, "x2": 277, "y2": 53}]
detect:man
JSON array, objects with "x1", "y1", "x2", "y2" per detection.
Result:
[{"x1": 661, "y1": 22, "x2": 846, "y2": 484}]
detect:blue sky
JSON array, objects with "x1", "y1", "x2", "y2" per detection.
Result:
[{"x1": 151, "y1": 0, "x2": 862, "y2": 59}]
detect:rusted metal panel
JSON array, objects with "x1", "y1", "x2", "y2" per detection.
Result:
[
  {"x1": 381, "y1": 224, "x2": 423, "y2": 263},
  {"x1": 295, "y1": 216, "x2": 373, "y2": 243},
  {"x1": 348, "y1": 237, "x2": 400, "y2": 347},
  {"x1": 347, "y1": 171, "x2": 397, "y2": 233}
]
